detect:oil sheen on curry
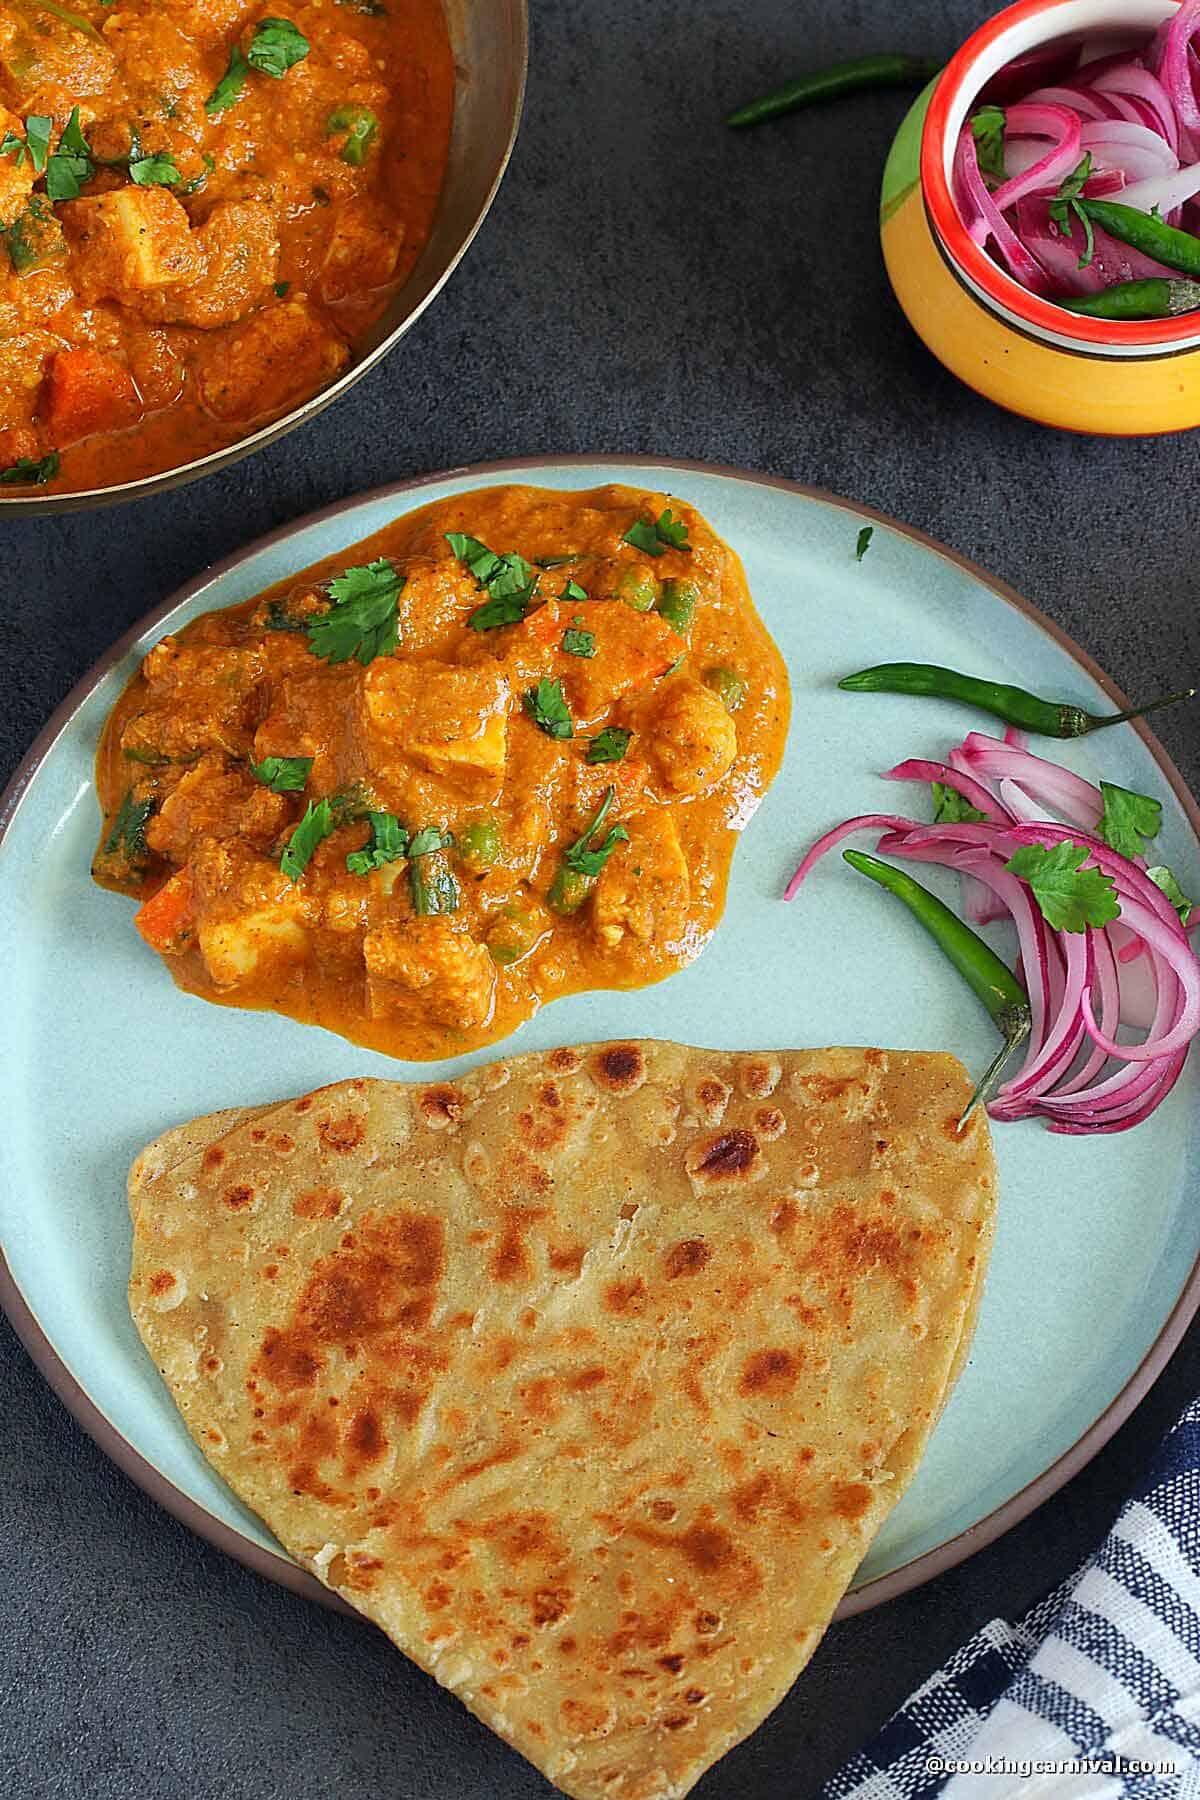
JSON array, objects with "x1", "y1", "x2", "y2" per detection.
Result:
[
  {"x1": 0, "y1": 0, "x2": 452, "y2": 491},
  {"x1": 94, "y1": 485, "x2": 791, "y2": 1061}
]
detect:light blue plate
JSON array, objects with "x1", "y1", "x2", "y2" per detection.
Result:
[{"x1": 2, "y1": 457, "x2": 1199, "y2": 1611}]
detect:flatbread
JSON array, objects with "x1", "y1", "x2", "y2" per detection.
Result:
[{"x1": 129, "y1": 1042, "x2": 996, "y2": 1799}]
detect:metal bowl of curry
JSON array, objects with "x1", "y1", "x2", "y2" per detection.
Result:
[{"x1": 0, "y1": 0, "x2": 527, "y2": 510}]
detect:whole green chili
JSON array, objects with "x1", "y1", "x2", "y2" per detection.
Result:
[
  {"x1": 1077, "y1": 198, "x2": 1200, "y2": 279},
  {"x1": 726, "y1": 52, "x2": 942, "y2": 129},
  {"x1": 838, "y1": 662, "x2": 1196, "y2": 739},
  {"x1": 1058, "y1": 277, "x2": 1200, "y2": 320},
  {"x1": 842, "y1": 849, "x2": 1031, "y2": 1126}
]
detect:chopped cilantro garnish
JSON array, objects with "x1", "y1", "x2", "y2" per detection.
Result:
[
  {"x1": 523, "y1": 677, "x2": 573, "y2": 740},
  {"x1": 205, "y1": 45, "x2": 250, "y2": 115},
  {"x1": 346, "y1": 810, "x2": 409, "y2": 875},
  {"x1": 1049, "y1": 153, "x2": 1095, "y2": 268},
  {"x1": 1006, "y1": 840, "x2": 1120, "y2": 932},
  {"x1": 622, "y1": 508, "x2": 691, "y2": 557},
  {"x1": 250, "y1": 16, "x2": 310, "y2": 75},
  {"x1": 970, "y1": 105, "x2": 1006, "y2": 184},
  {"x1": 563, "y1": 787, "x2": 628, "y2": 878},
  {"x1": 129, "y1": 152, "x2": 181, "y2": 188},
  {"x1": 562, "y1": 627, "x2": 595, "y2": 658},
  {"x1": 587, "y1": 726, "x2": 631, "y2": 765},
  {"x1": 560, "y1": 578, "x2": 588, "y2": 602},
  {"x1": 1, "y1": 115, "x2": 52, "y2": 174},
  {"x1": 280, "y1": 798, "x2": 335, "y2": 881},
  {"x1": 43, "y1": 109, "x2": 93, "y2": 200},
  {"x1": 1146, "y1": 865, "x2": 1195, "y2": 925},
  {"x1": 1098, "y1": 780, "x2": 1162, "y2": 861},
  {"x1": 307, "y1": 558, "x2": 402, "y2": 665},
  {"x1": 932, "y1": 781, "x2": 985, "y2": 825},
  {"x1": 855, "y1": 525, "x2": 873, "y2": 562},
  {"x1": 274, "y1": 279, "x2": 290, "y2": 297},
  {"x1": 0, "y1": 450, "x2": 59, "y2": 485},
  {"x1": 327, "y1": 103, "x2": 377, "y2": 166},
  {"x1": 248, "y1": 753, "x2": 312, "y2": 793},
  {"x1": 447, "y1": 530, "x2": 540, "y2": 628},
  {"x1": 468, "y1": 590, "x2": 535, "y2": 631}
]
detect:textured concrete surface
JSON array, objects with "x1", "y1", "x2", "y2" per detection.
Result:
[{"x1": 3, "y1": 1, "x2": 1200, "y2": 1795}]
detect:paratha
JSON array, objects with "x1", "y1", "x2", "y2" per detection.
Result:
[{"x1": 129, "y1": 1041, "x2": 997, "y2": 1799}]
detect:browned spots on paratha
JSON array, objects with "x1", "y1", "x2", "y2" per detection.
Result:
[
  {"x1": 560, "y1": 1698, "x2": 615, "y2": 1740},
  {"x1": 604, "y1": 1276, "x2": 647, "y2": 1315},
  {"x1": 148, "y1": 1270, "x2": 176, "y2": 1297},
  {"x1": 293, "y1": 1187, "x2": 345, "y2": 1221},
  {"x1": 569, "y1": 1365, "x2": 606, "y2": 1392},
  {"x1": 201, "y1": 1145, "x2": 225, "y2": 1173},
  {"x1": 224, "y1": 1183, "x2": 255, "y2": 1210},
  {"x1": 419, "y1": 1084, "x2": 466, "y2": 1129},
  {"x1": 590, "y1": 1043, "x2": 646, "y2": 1094},
  {"x1": 687, "y1": 1128, "x2": 763, "y2": 1189},
  {"x1": 490, "y1": 1207, "x2": 548, "y2": 1283},
  {"x1": 317, "y1": 1111, "x2": 366, "y2": 1153},
  {"x1": 739, "y1": 1057, "x2": 781, "y2": 1099},
  {"x1": 832, "y1": 1480, "x2": 872, "y2": 1521},
  {"x1": 548, "y1": 1241, "x2": 586, "y2": 1277},
  {"x1": 739, "y1": 1348, "x2": 802, "y2": 1397},
  {"x1": 343, "y1": 1406, "x2": 388, "y2": 1469},
  {"x1": 298, "y1": 1212, "x2": 445, "y2": 1337},
  {"x1": 769, "y1": 1198, "x2": 800, "y2": 1235},
  {"x1": 548, "y1": 1045, "x2": 583, "y2": 1074},
  {"x1": 755, "y1": 1108, "x2": 787, "y2": 1141},
  {"x1": 665, "y1": 1239, "x2": 710, "y2": 1279},
  {"x1": 531, "y1": 1586, "x2": 573, "y2": 1625},
  {"x1": 692, "y1": 1076, "x2": 731, "y2": 1126}
]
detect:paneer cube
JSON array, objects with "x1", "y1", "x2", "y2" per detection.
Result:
[
  {"x1": 320, "y1": 197, "x2": 403, "y2": 306},
  {"x1": 144, "y1": 755, "x2": 289, "y2": 863},
  {"x1": 591, "y1": 808, "x2": 691, "y2": 954},
  {"x1": 188, "y1": 838, "x2": 311, "y2": 989},
  {"x1": 153, "y1": 201, "x2": 279, "y2": 330},
  {"x1": 362, "y1": 661, "x2": 510, "y2": 789},
  {"x1": 60, "y1": 189, "x2": 202, "y2": 298},
  {"x1": 363, "y1": 917, "x2": 496, "y2": 1029},
  {"x1": 197, "y1": 298, "x2": 347, "y2": 421},
  {"x1": 641, "y1": 678, "x2": 737, "y2": 798}
]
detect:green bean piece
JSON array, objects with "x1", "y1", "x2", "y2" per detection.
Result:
[
  {"x1": 656, "y1": 577, "x2": 698, "y2": 634},
  {"x1": 1058, "y1": 277, "x2": 1200, "y2": 320},
  {"x1": 458, "y1": 818, "x2": 502, "y2": 871},
  {"x1": 703, "y1": 666, "x2": 746, "y2": 713},
  {"x1": 1078, "y1": 198, "x2": 1200, "y2": 279},
  {"x1": 614, "y1": 565, "x2": 660, "y2": 613},
  {"x1": 727, "y1": 53, "x2": 942, "y2": 129},
  {"x1": 838, "y1": 661, "x2": 1195, "y2": 738},
  {"x1": 842, "y1": 849, "x2": 1031, "y2": 1126}
]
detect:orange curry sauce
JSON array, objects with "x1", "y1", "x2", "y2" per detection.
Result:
[
  {"x1": 94, "y1": 484, "x2": 791, "y2": 1061},
  {"x1": 0, "y1": 0, "x2": 453, "y2": 491}
]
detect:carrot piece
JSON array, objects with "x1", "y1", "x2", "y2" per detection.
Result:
[
  {"x1": 135, "y1": 867, "x2": 194, "y2": 952},
  {"x1": 43, "y1": 347, "x2": 142, "y2": 447}
]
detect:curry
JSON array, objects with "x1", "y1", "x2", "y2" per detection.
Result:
[
  {"x1": 0, "y1": 0, "x2": 453, "y2": 492},
  {"x1": 94, "y1": 484, "x2": 791, "y2": 1061}
]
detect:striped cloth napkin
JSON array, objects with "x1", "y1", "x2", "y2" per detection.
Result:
[{"x1": 822, "y1": 1399, "x2": 1200, "y2": 1799}]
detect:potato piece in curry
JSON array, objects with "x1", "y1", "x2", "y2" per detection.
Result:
[
  {"x1": 94, "y1": 485, "x2": 791, "y2": 1061},
  {"x1": 0, "y1": 0, "x2": 452, "y2": 492}
]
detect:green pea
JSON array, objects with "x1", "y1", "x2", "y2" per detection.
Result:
[
  {"x1": 486, "y1": 901, "x2": 546, "y2": 965},
  {"x1": 704, "y1": 666, "x2": 746, "y2": 714},
  {"x1": 546, "y1": 866, "x2": 592, "y2": 916},
  {"x1": 327, "y1": 104, "x2": 378, "y2": 166},
  {"x1": 459, "y1": 818, "x2": 502, "y2": 871},
  {"x1": 656, "y1": 577, "x2": 698, "y2": 634},
  {"x1": 614, "y1": 565, "x2": 660, "y2": 613}
]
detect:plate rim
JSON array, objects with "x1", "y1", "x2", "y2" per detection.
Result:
[{"x1": 3, "y1": 450, "x2": 1199, "y2": 1624}]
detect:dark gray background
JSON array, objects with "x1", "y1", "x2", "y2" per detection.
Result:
[{"x1": 4, "y1": 1, "x2": 1200, "y2": 1795}]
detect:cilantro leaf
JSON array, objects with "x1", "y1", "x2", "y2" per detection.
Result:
[
  {"x1": 1098, "y1": 780, "x2": 1162, "y2": 861},
  {"x1": 0, "y1": 450, "x2": 59, "y2": 485},
  {"x1": 623, "y1": 508, "x2": 690, "y2": 557},
  {"x1": 129, "y1": 152, "x2": 181, "y2": 188},
  {"x1": 447, "y1": 530, "x2": 541, "y2": 628},
  {"x1": 346, "y1": 810, "x2": 409, "y2": 875},
  {"x1": 468, "y1": 590, "x2": 534, "y2": 631},
  {"x1": 205, "y1": 45, "x2": 250, "y2": 115},
  {"x1": 249, "y1": 17, "x2": 310, "y2": 77},
  {"x1": 560, "y1": 578, "x2": 588, "y2": 602},
  {"x1": 446, "y1": 531, "x2": 502, "y2": 583},
  {"x1": 1006, "y1": 840, "x2": 1120, "y2": 932},
  {"x1": 1049, "y1": 153, "x2": 1095, "y2": 269},
  {"x1": 855, "y1": 525, "x2": 873, "y2": 562},
  {"x1": 970, "y1": 105, "x2": 1007, "y2": 184},
  {"x1": 43, "y1": 107, "x2": 93, "y2": 200},
  {"x1": 307, "y1": 558, "x2": 402, "y2": 665},
  {"x1": 932, "y1": 780, "x2": 986, "y2": 825},
  {"x1": 59, "y1": 109, "x2": 90, "y2": 158},
  {"x1": 523, "y1": 677, "x2": 573, "y2": 740},
  {"x1": 563, "y1": 786, "x2": 629, "y2": 878},
  {"x1": 407, "y1": 826, "x2": 457, "y2": 914},
  {"x1": 248, "y1": 753, "x2": 312, "y2": 793},
  {"x1": 562, "y1": 627, "x2": 595, "y2": 658},
  {"x1": 280, "y1": 798, "x2": 335, "y2": 881},
  {"x1": 24, "y1": 116, "x2": 51, "y2": 174},
  {"x1": 1146, "y1": 864, "x2": 1195, "y2": 925},
  {"x1": 587, "y1": 726, "x2": 631, "y2": 765}
]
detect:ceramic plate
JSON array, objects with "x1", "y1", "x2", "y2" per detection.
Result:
[{"x1": 3, "y1": 457, "x2": 1199, "y2": 1619}]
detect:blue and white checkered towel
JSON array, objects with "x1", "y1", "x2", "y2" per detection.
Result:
[{"x1": 823, "y1": 1399, "x2": 1200, "y2": 1798}]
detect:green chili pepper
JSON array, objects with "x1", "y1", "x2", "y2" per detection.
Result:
[
  {"x1": 727, "y1": 53, "x2": 942, "y2": 129},
  {"x1": 843, "y1": 849, "x2": 1031, "y2": 1126},
  {"x1": 838, "y1": 662, "x2": 1195, "y2": 738},
  {"x1": 614, "y1": 565, "x2": 660, "y2": 612},
  {"x1": 1058, "y1": 277, "x2": 1200, "y2": 320},
  {"x1": 1077, "y1": 198, "x2": 1200, "y2": 279}
]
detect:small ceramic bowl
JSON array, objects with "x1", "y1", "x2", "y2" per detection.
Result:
[{"x1": 881, "y1": 0, "x2": 1200, "y2": 434}]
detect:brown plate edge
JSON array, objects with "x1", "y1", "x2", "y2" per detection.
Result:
[{"x1": 2, "y1": 451, "x2": 1199, "y2": 1625}]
